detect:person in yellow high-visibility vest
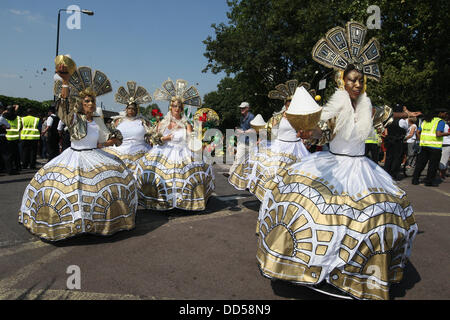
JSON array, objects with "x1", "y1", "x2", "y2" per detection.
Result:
[
  {"x1": 20, "y1": 108, "x2": 41, "y2": 169},
  {"x1": 4, "y1": 104, "x2": 21, "y2": 174},
  {"x1": 412, "y1": 109, "x2": 450, "y2": 186},
  {"x1": 365, "y1": 127, "x2": 380, "y2": 162}
]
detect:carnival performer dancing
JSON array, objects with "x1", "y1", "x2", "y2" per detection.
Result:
[
  {"x1": 103, "y1": 81, "x2": 154, "y2": 176},
  {"x1": 256, "y1": 21, "x2": 417, "y2": 300},
  {"x1": 228, "y1": 80, "x2": 310, "y2": 200},
  {"x1": 136, "y1": 78, "x2": 214, "y2": 211},
  {"x1": 18, "y1": 56, "x2": 137, "y2": 241}
]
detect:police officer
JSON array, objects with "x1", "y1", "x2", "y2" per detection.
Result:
[
  {"x1": 4, "y1": 104, "x2": 21, "y2": 174},
  {"x1": 57, "y1": 119, "x2": 71, "y2": 152},
  {"x1": 41, "y1": 106, "x2": 60, "y2": 160},
  {"x1": 0, "y1": 102, "x2": 11, "y2": 173},
  {"x1": 365, "y1": 127, "x2": 380, "y2": 162},
  {"x1": 412, "y1": 109, "x2": 450, "y2": 186},
  {"x1": 20, "y1": 108, "x2": 41, "y2": 169},
  {"x1": 383, "y1": 104, "x2": 408, "y2": 180}
]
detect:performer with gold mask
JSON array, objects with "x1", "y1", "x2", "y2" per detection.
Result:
[
  {"x1": 256, "y1": 21, "x2": 417, "y2": 300},
  {"x1": 136, "y1": 78, "x2": 214, "y2": 211},
  {"x1": 228, "y1": 80, "x2": 310, "y2": 201},
  {"x1": 103, "y1": 81, "x2": 154, "y2": 176},
  {"x1": 18, "y1": 56, "x2": 137, "y2": 241}
]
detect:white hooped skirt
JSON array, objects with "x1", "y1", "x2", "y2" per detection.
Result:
[
  {"x1": 229, "y1": 139, "x2": 309, "y2": 201},
  {"x1": 136, "y1": 143, "x2": 214, "y2": 211},
  {"x1": 18, "y1": 147, "x2": 138, "y2": 241},
  {"x1": 256, "y1": 151, "x2": 418, "y2": 300}
]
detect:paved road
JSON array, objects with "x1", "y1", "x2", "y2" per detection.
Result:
[{"x1": 0, "y1": 160, "x2": 449, "y2": 300}]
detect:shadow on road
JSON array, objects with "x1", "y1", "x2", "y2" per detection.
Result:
[
  {"x1": 50, "y1": 210, "x2": 169, "y2": 247},
  {"x1": 389, "y1": 261, "x2": 421, "y2": 299},
  {"x1": 241, "y1": 199, "x2": 260, "y2": 212},
  {"x1": 47, "y1": 193, "x2": 247, "y2": 247},
  {"x1": 270, "y1": 279, "x2": 332, "y2": 300}
]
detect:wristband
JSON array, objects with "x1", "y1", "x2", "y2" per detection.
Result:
[{"x1": 62, "y1": 84, "x2": 69, "y2": 88}]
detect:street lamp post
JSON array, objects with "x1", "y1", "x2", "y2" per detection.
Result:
[{"x1": 56, "y1": 8, "x2": 94, "y2": 57}]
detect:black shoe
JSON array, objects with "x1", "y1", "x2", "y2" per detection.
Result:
[
  {"x1": 222, "y1": 173, "x2": 230, "y2": 178},
  {"x1": 411, "y1": 180, "x2": 419, "y2": 185}
]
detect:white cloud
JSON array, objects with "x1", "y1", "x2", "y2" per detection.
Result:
[
  {"x1": 0, "y1": 73, "x2": 20, "y2": 79},
  {"x1": 9, "y1": 9, "x2": 31, "y2": 15},
  {"x1": 9, "y1": 8, "x2": 51, "y2": 28}
]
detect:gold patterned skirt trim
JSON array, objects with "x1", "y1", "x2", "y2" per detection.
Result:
[
  {"x1": 103, "y1": 147, "x2": 147, "y2": 173},
  {"x1": 229, "y1": 149, "x2": 299, "y2": 200},
  {"x1": 257, "y1": 179, "x2": 417, "y2": 299},
  {"x1": 136, "y1": 154, "x2": 214, "y2": 211},
  {"x1": 19, "y1": 161, "x2": 138, "y2": 241}
]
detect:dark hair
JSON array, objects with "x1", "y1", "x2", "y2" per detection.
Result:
[
  {"x1": 393, "y1": 104, "x2": 403, "y2": 113},
  {"x1": 48, "y1": 106, "x2": 56, "y2": 113},
  {"x1": 4, "y1": 105, "x2": 17, "y2": 121},
  {"x1": 423, "y1": 112, "x2": 434, "y2": 122},
  {"x1": 343, "y1": 64, "x2": 364, "y2": 79}
]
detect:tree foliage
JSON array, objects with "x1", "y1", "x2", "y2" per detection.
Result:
[
  {"x1": 203, "y1": 0, "x2": 449, "y2": 128},
  {"x1": 0, "y1": 95, "x2": 51, "y2": 116}
]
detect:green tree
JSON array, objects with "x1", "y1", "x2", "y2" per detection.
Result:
[
  {"x1": 0, "y1": 95, "x2": 50, "y2": 116},
  {"x1": 203, "y1": 0, "x2": 449, "y2": 116}
]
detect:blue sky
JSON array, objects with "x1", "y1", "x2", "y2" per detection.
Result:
[{"x1": 0, "y1": 0, "x2": 229, "y2": 114}]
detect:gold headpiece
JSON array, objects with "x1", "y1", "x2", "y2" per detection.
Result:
[
  {"x1": 153, "y1": 78, "x2": 202, "y2": 107},
  {"x1": 312, "y1": 21, "x2": 381, "y2": 82},
  {"x1": 54, "y1": 65, "x2": 112, "y2": 98},
  {"x1": 268, "y1": 79, "x2": 316, "y2": 101},
  {"x1": 115, "y1": 81, "x2": 152, "y2": 108}
]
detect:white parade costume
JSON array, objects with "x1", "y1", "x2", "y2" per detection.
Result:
[
  {"x1": 104, "y1": 81, "x2": 154, "y2": 177},
  {"x1": 229, "y1": 115, "x2": 309, "y2": 201},
  {"x1": 18, "y1": 66, "x2": 137, "y2": 241},
  {"x1": 229, "y1": 80, "x2": 312, "y2": 200},
  {"x1": 256, "y1": 22, "x2": 418, "y2": 300},
  {"x1": 136, "y1": 78, "x2": 214, "y2": 211}
]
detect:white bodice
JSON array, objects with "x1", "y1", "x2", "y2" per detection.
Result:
[
  {"x1": 276, "y1": 117, "x2": 299, "y2": 142},
  {"x1": 71, "y1": 120, "x2": 99, "y2": 149},
  {"x1": 329, "y1": 121, "x2": 366, "y2": 156},
  {"x1": 164, "y1": 127, "x2": 186, "y2": 147},
  {"x1": 116, "y1": 118, "x2": 146, "y2": 147}
]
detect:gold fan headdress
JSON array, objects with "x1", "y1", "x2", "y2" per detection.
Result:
[
  {"x1": 115, "y1": 81, "x2": 152, "y2": 107},
  {"x1": 153, "y1": 78, "x2": 202, "y2": 107},
  {"x1": 54, "y1": 64, "x2": 112, "y2": 98},
  {"x1": 312, "y1": 21, "x2": 381, "y2": 82},
  {"x1": 268, "y1": 79, "x2": 316, "y2": 101}
]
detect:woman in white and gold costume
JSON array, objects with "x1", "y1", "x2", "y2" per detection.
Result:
[
  {"x1": 256, "y1": 22, "x2": 417, "y2": 300},
  {"x1": 136, "y1": 79, "x2": 214, "y2": 211},
  {"x1": 18, "y1": 58, "x2": 137, "y2": 241},
  {"x1": 103, "y1": 81, "x2": 154, "y2": 176},
  {"x1": 228, "y1": 80, "x2": 310, "y2": 201}
]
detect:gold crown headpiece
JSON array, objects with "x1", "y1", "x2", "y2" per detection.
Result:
[
  {"x1": 312, "y1": 21, "x2": 381, "y2": 82},
  {"x1": 54, "y1": 64, "x2": 112, "y2": 98},
  {"x1": 115, "y1": 81, "x2": 152, "y2": 108},
  {"x1": 268, "y1": 79, "x2": 316, "y2": 101},
  {"x1": 153, "y1": 78, "x2": 202, "y2": 107}
]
